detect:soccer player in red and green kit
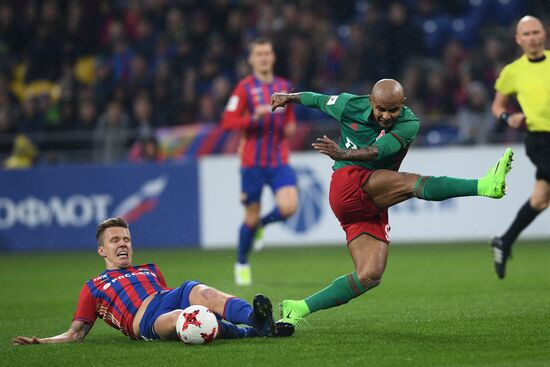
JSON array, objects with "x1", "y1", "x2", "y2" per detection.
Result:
[{"x1": 270, "y1": 79, "x2": 514, "y2": 326}]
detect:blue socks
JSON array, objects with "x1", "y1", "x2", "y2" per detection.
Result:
[
  {"x1": 216, "y1": 298, "x2": 258, "y2": 339},
  {"x1": 238, "y1": 207, "x2": 286, "y2": 264},
  {"x1": 261, "y1": 207, "x2": 285, "y2": 227},
  {"x1": 224, "y1": 297, "x2": 253, "y2": 326},
  {"x1": 237, "y1": 223, "x2": 255, "y2": 264},
  {"x1": 218, "y1": 320, "x2": 257, "y2": 339}
]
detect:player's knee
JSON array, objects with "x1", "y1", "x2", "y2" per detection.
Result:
[
  {"x1": 401, "y1": 173, "x2": 421, "y2": 195},
  {"x1": 355, "y1": 270, "x2": 383, "y2": 290},
  {"x1": 530, "y1": 195, "x2": 550, "y2": 211},
  {"x1": 278, "y1": 202, "x2": 297, "y2": 218},
  {"x1": 531, "y1": 199, "x2": 549, "y2": 211},
  {"x1": 195, "y1": 286, "x2": 218, "y2": 303},
  {"x1": 243, "y1": 215, "x2": 260, "y2": 228}
]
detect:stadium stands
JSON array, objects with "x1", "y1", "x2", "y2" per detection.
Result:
[{"x1": 0, "y1": 0, "x2": 547, "y2": 165}]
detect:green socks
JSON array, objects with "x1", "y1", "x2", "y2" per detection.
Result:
[
  {"x1": 414, "y1": 176, "x2": 478, "y2": 201},
  {"x1": 304, "y1": 272, "x2": 367, "y2": 313}
]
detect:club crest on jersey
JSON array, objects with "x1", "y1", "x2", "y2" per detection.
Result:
[{"x1": 376, "y1": 130, "x2": 386, "y2": 141}]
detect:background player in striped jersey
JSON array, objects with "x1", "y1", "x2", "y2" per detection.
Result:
[
  {"x1": 490, "y1": 15, "x2": 550, "y2": 279},
  {"x1": 270, "y1": 79, "x2": 513, "y2": 326},
  {"x1": 13, "y1": 217, "x2": 292, "y2": 345},
  {"x1": 221, "y1": 38, "x2": 298, "y2": 286}
]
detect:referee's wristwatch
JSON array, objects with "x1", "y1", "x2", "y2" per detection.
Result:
[{"x1": 499, "y1": 111, "x2": 510, "y2": 125}]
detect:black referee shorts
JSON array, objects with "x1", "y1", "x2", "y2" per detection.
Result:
[{"x1": 525, "y1": 132, "x2": 550, "y2": 182}]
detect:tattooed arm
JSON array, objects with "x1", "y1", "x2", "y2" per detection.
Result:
[{"x1": 13, "y1": 320, "x2": 93, "y2": 345}]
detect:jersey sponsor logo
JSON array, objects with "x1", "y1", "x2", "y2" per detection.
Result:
[
  {"x1": 101, "y1": 270, "x2": 159, "y2": 290},
  {"x1": 225, "y1": 95, "x2": 239, "y2": 112},
  {"x1": 344, "y1": 137, "x2": 357, "y2": 150},
  {"x1": 284, "y1": 167, "x2": 324, "y2": 233},
  {"x1": 327, "y1": 95, "x2": 338, "y2": 105},
  {"x1": 0, "y1": 176, "x2": 168, "y2": 229}
]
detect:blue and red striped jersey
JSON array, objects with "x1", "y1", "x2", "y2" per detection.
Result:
[
  {"x1": 73, "y1": 263, "x2": 169, "y2": 339},
  {"x1": 221, "y1": 75, "x2": 296, "y2": 168}
]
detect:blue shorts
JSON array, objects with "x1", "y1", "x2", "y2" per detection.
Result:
[
  {"x1": 139, "y1": 280, "x2": 201, "y2": 341},
  {"x1": 241, "y1": 165, "x2": 297, "y2": 205}
]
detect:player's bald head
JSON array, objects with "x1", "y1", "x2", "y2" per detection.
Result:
[
  {"x1": 369, "y1": 79, "x2": 405, "y2": 129},
  {"x1": 516, "y1": 15, "x2": 544, "y2": 35},
  {"x1": 371, "y1": 79, "x2": 404, "y2": 106}
]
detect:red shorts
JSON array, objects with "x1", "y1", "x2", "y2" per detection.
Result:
[{"x1": 329, "y1": 166, "x2": 390, "y2": 244}]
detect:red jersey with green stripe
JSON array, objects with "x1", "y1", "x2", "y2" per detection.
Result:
[
  {"x1": 73, "y1": 263, "x2": 168, "y2": 339},
  {"x1": 221, "y1": 75, "x2": 296, "y2": 168},
  {"x1": 302, "y1": 92, "x2": 419, "y2": 171}
]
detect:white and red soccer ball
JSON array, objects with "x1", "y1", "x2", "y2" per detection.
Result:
[{"x1": 175, "y1": 305, "x2": 219, "y2": 345}]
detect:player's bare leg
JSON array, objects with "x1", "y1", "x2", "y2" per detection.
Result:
[
  {"x1": 189, "y1": 284, "x2": 232, "y2": 314},
  {"x1": 347, "y1": 235, "x2": 389, "y2": 291},
  {"x1": 153, "y1": 285, "x2": 284, "y2": 339},
  {"x1": 244, "y1": 202, "x2": 261, "y2": 228},
  {"x1": 255, "y1": 186, "x2": 298, "y2": 251},
  {"x1": 153, "y1": 310, "x2": 183, "y2": 340},
  {"x1": 364, "y1": 147, "x2": 513, "y2": 209},
  {"x1": 362, "y1": 170, "x2": 419, "y2": 209},
  {"x1": 192, "y1": 286, "x2": 279, "y2": 338},
  {"x1": 275, "y1": 186, "x2": 299, "y2": 217},
  {"x1": 279, "y1": 234, "x2": 387, "y2": 325},
  {"x1": 363, "y1": 167, "x2": 482, "y2": 209},
  {"x1": 152, "y1": 285, "x2": 230, "y2": 340}
]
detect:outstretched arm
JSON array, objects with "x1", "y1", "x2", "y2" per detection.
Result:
[
  {"x1": 272, "y1": 92, "x2": 349, "y2": 123},
  {"x1": 271, "y1": 93, "x2": 302, "y2": 111},
  {"x1": 13, "y1": 320, "x2": 93, "y2": 345}
]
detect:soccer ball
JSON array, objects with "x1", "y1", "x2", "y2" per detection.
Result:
[{"x1": 175, "y1": 305, "x2": 219, "y2": 345}]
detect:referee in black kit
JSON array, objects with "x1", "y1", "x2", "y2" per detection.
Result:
[{"x1": 490, "y1": 15, "x2": 550, "y2": 279}]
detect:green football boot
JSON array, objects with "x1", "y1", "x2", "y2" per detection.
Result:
[
  {"x1": 478, "y1": 147, "x2": 513, "y2": 199},
  {"x1": 278, "y1": 300, "x2": 310, "y2": 326}
]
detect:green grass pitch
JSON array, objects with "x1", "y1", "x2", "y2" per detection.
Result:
[{"x1": 1, "y1": 240, "x2": 549, "y2": 367}]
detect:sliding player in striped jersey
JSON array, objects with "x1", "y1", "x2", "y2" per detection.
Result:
[
  {"x1": 13, "y1": 217, "x2": 293, "y2": 345},
  {"x1": 221, "y1": 38, "x2": 298, "y2": 286},
  {"x1": 271, "y1": 79, "x2": 513, "y2": 327}
]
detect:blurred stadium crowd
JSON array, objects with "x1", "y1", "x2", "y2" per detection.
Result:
[{"x1": 1, "y1": 0, "x2": 549, "y2": 166}]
